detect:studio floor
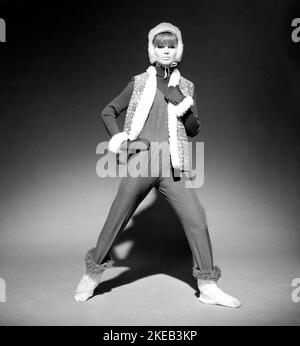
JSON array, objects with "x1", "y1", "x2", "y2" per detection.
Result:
[{"x1": 0, "y1": 251, "x2": 299, "y2": 326}]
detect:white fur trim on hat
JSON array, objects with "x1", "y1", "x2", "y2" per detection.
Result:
[{"x1": 148, "y1": 22, "x2": 184, "y2": 64}]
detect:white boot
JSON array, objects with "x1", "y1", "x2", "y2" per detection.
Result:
[
  {"x1": 74, "y1": 248, "x2": 113, "y2": 302},
  {"x1": 74, "y1": 273, "x2": 103, "y2": 302},
  {"x1": 198, "y1": 280, "x2": 241, "y2": 308}
]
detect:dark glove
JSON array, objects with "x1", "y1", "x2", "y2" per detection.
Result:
[
  {"x1": 165, "y1": 85, "x2": 185, "y2": 105},
  {"x1": 120, "y1": 138, "x2": 150, "y2": 154},
  {"x1": 118, "y1": 137, "x2": 150, "y2": 164}
]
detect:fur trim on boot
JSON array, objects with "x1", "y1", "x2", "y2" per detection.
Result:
[
  {"x1": 74, "y1": 248, "x2": 114, "y2": 302},
  {"x1": 85, "y1": 247, "x2": 114, "y2": 276},
  {"x1": 192, "y1": 265, "x2": 222, "y2": 281}
]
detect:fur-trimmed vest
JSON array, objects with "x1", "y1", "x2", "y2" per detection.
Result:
[{"x1": 108, "y1": 66, "x2": 194, "y2": 171}]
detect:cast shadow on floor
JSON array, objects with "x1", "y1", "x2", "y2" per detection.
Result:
[{"x1": 93, "y1": 188, "x2": 201, "y2": 299}]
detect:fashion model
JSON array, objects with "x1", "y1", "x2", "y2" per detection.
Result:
[{"x1": 74, "y1": 22, "x2": 241, "y2": 308}]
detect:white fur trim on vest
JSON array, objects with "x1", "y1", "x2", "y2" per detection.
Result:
[
  {"x1": 108, "y1": 67, "x2": 157, "y2": 153},
  {"x1": 166, "y1": 69, "x2": 194, "y2": 169},
  {"x1": 108, "y1": 131, "x2": 129, "y2": 153},
  {"x1": 110, "y1": 66, "x2": 193, "y2": 169},
  {"x1": 168, "y1": 68, "x2": 180, "y2": 87},
  {"x1": 167, "y1": 103, "x2": 180, "y2": 168},
  {"x1": 167, "y1": 96, "x2": 194, "y2": 169},
  {"x1": 128, "y1": 66, "x2": 157, "y2": 140}
]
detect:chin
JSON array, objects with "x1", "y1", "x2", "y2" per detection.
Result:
[{"x1": 160, "y1": 61, "x2": 172, "y2": 66}]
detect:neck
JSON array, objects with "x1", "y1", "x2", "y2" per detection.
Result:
[{"x1": 155, "y1": 62, "x2": 178, "y2": 79}]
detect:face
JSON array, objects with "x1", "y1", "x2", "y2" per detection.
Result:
[{"x1": 154, "y1": 43, "x2": 178, "y2": 66}]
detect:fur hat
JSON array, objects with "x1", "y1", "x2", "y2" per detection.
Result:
[{"x1": 148, "y1": 22, "x2": 184, "y2": 64}]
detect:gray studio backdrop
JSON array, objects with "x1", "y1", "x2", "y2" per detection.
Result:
[{"x1": 0, "y1": 0, "x2": 299, "y2": 325}]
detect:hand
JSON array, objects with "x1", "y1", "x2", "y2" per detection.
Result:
[
  {"x1": 127, "y1": 138, "x2": 150, "y2": 153},
  {"x1": 120, "y1": 140, "x2": 129, "y2": 151},
  {"x1": 119, "y1": 138, "x2": 150, "y2": 154},
  {"x1": 165, "y1": 85, "x2": 185, "y2": 105}
]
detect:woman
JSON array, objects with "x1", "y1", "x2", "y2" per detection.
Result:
[{"x1": 74, "y1": 22, "x2": 241, "y2": 308}]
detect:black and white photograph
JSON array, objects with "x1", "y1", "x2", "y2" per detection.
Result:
[{"x1": 0, "y1": 0, "x2": 299, "y2": 329}]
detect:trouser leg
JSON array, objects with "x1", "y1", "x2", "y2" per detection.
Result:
[
  {"x1": 75, "y1": 152, "x2": 157, "y2": 302},
  {"x1": 156, "y1": 169, "x2": 221, "y2": 281},
  {"x1": 94, "y1": 152, "x2": 158, "y2": 265}
]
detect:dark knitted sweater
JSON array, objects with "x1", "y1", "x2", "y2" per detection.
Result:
[{"x1": 101, "y1": 64, "x2": 201, "y2": 139}]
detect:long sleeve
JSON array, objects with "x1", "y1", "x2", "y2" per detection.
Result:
[
  {"x1": 181, "y1": 87, "x2": 201, "y2": 138},
  {"x1": 101, "y1": 79, "x2": 134, "y2": 137}
]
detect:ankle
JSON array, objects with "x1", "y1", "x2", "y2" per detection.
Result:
[{"x1": 198, "y1": 279, "x2": 217, "y2": 288}]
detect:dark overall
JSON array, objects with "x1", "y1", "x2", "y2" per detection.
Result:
[{"x1": 93, "y1": 85, "x2": 221, "y2": 281}]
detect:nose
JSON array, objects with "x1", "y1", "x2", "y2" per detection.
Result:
[{"x1": 163, "y1": 46, "x2": 169, "y2": 54}]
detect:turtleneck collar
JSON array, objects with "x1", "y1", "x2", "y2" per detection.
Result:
[{"x1": 155, "y1": 62, "x2": 178, "y2": 79}]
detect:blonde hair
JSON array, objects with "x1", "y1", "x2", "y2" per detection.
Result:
[{"x1": 153, "y1": 32, "x2": 178, "y2": 47}]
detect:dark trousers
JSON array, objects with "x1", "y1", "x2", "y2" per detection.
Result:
[{"x1": 94, "y1": 146, "x2": 218, "y2": 278}]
